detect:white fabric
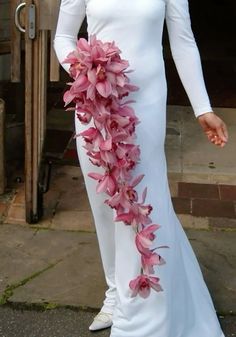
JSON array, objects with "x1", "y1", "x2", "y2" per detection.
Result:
[{"x1": 54, "y1": 1, "x2": 224, "y2": 337}]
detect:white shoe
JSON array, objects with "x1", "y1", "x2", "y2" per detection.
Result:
[{"x1": 89, "y1": 311, "x2": 113, "y2": 331}]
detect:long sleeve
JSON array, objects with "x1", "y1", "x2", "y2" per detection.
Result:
[
  {"x1": 165, "y1": 0, "x2": 213, "y2": 118},
  {"x1": 54, "y1": 0, "x2": 86, "y2": 73}
]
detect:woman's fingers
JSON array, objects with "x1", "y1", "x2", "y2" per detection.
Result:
[
  {"x1": 205, "y1": 128, "x2": 226, "y2": 147},
  {"x1": 197, "y1": 112, "x2": 228, "y2": 147},
  {"x1": 221, "y1": 122, "x2": 229, "y2": 141},
  {"x1": 216, "y1": 123, "x2": 228, "y2": 142}
]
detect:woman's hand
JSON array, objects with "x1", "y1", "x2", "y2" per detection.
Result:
[{"x1": 197, "y1": 111, "x2": 229, "y2": 148}]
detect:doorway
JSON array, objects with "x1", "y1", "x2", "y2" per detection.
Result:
[{"x1": 164, "y1": 0, "x2": 236, "y2": 108}]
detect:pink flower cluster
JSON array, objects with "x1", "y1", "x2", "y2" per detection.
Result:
[{"x1": 63, "y1": 35, "x2": 167, "y2": 299}]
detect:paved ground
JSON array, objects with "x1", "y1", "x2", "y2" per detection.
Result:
[
  {"x1": 0, "y1": 306, "x2": 109, "y2": 337},
  {"x1": 0, "y1": 306, "x2": 235, "y2": 337},
  {"x1": 0, "y1": 192, "x2": 236, "y2": 334},
  {"x1": 0, "y1": 223, "x2": 235, "y2": 313}
]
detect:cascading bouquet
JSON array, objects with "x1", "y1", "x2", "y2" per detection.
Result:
[{"x1": 63, "y1": 35, "x2": 167, "y2": 299}]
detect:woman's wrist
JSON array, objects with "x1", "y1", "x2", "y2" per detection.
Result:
[{"x1": 196, "y1": 111, "x2": 215, "y2": 119}]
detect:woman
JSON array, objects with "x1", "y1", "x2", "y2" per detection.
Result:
[{"x1": 54, "y1": 0, "x2": 228, "y2": 336}]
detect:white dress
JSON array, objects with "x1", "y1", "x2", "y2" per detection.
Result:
[{"x1": 54, "y1": 1, "x2": 225, "y2": 336}]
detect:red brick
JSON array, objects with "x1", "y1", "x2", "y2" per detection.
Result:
[
  {"x1": 192, "y1": 199, "x2": 235, "y2": 218},
  {"x1": 171, "y1": 197, "x2": 191, "y2": 214},
  {"x1": 178, "y1": 182, "x2": 219, "y2": 199},
  {"x1": 219, "y1": 184, "x2": 236, "y2": 201}
]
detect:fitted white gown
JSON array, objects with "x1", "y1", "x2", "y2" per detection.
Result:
[{"x1": 54, "y1": 1, "x2": 225, "y2": 336}]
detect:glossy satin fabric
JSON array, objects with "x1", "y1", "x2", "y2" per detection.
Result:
[{"x1": 54, "y1": 1, "x2": 225, "y2": 336}]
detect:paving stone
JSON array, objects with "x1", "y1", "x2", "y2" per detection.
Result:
[
  {"x1": 177, "y1": 214, "x2": 209, "y2": 230},
  {"x1": 5, "y1": 203, "x2": 26, "y2": 225},
  {"x1": 0, "y1": 202, "x2": 8, "y2": 221},
  {"x1": 0, "y1": 223, "x2": 235, "y2": 314},
  {"x1": 12, "y1": 185, "x2": 25, "y2": 204},
  {"x1": 9, "y1": 232, "x2": 106, "y2": 310},
  {"x1": 0, "y1": 224, "x2": 85, "y2": 295},
  {"x1": 209, "y1": 217, "x2": 236, "y2": 229},
  {"x1": 57, "y1": 189, "x2": 91, "y2": 212},
  {"x1": 50, "y1": 210, "x2": 95, "y2": 232},
  {"x1": 186, "y1": 229, "x2": 236, "y2": 313},
  {"x1": 43, "y1": 188, "x2": 62, "y2": 218}
]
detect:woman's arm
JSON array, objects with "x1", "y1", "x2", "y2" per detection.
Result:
[
  {"x1": 54, "y1": 0, "x2": 86, "y2": 73},
  {"x1": 165, "y1": 0, "x2": 228, "y2": 146},
  {"x1": 165, "y1": 0, "x2": 213, "y2": 118}
]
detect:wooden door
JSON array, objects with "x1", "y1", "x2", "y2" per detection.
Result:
[{"x1": 14, "y1": 0, "x2": 60, "y2": 223}]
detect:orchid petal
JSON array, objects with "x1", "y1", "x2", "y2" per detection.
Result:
[{"x1": 96, "y1": 80, "x2": 112, "y2": 98}]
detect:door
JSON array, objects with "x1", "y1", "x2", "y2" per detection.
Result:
[{"x1": 14, "y1": 0, "x2": 60, "y2": 223}]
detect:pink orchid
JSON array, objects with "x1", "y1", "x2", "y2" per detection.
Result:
[
  {"x1": 105, "y1": 174, "x2": 144, "y2": 210},
  {"x1": 88, "y1": 170, "x2": 118, "y2": 196},
  {"x1": 114, "y1": 143, "x2": 141, "y2": 171},
  {"x1": 141, "y1": 252, "x2": 166, "y2": 274},
  {"x1": 76, "y1": 109, "x2": 93, "y2": 124},
  {"x1": 63, "y1": 78, "x2": 89, "y2": 106},
  {"x1": 135, "y1": 224, "x2": 161, "y2": 254},
  {"x1": 79, "y1": 127, "x2": 104, "y2": 151},
  {"x1": 129, "y1": 274, "x2": 163, "y2": 298},
  {"x1": 115, "y1": 202, "x2": 153, "y2": 226},
  {"x1": 87, "y1": 65, "x2": 113, "y2": 99},
  {"x1": 63, "y1": 35, "x2": 167, "y2": 298},
  {"x1": 87, "y1": 151, "x2": 105, "y2": 167},
  {"x1": 65, "y1": 75, "x2": 90, "y2": 104},
  {"x1": 93, "y1": 100, "x2": 111, "y2": 128}
]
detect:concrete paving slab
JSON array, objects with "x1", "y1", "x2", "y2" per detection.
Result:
[
  {"x1": 0, "y1": 225, "x2": 90, "y2": 297},
  {"x1": 0, "y1": 223, "x2": 234, "y2": 314},
  {"x1": 50, "y1": 210, "x2": 95, "y2": 232},
  {"x1": 186, "y1": 228, "x2": 236, "y2": 314},
  {"x1": 57, "y1": 190, "x2": 91, "y2": 212},
  {"x1": 39, "y1": 165, "x2": 95, "y2": 232},
  {"x1": 8, "y1": 232, "x2": 106, "y2": 310},
  {"x1": 177, "y1": 214, "x2": 209, "y2": 230}
]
